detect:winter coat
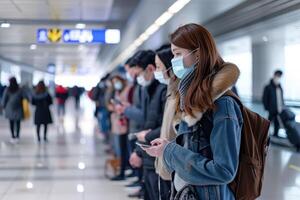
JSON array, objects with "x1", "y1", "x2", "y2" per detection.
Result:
[
  {"x1": 1, "y1": 88, "x2": 24, "y2": 120},
  {"x1": 125, "y1": 80, "x2": 167, "y2": 169},
  {"x1": 262, "y1": 79, "x2": 284, "y2": 120},
  {"x1": 155, "y1": 63, "x2": 240, "y2": 181},
  {"x1": 32, "y1": 92, "x2": 53, "y2": 125}
]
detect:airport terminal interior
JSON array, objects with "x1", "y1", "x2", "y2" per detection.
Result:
[{"x1": 0, "y1": 0, "x2": 300, "y2": 199}]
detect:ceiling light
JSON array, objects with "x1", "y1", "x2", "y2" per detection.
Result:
[
  {"x1": 26, "y1": 182, "x2": 34, "y2": 189},
  {"x1": 168, "y1": 0, "x2": 191, "y2": 14},
  {"x1": 155, "y1": 12, "x2": 173, "y2": 26},
  {"x1": 144, "y1": 24, "x2": 160, "y2": 36},
  {"x1": 77, "y1": 184, "x2": 84, "y2": 193},
  {"x1": 76, "y1": 23, "x2": 86, "y2": 29},
  {"x1": 0, "y1": 22, "x2": 10, "y2": 28},
  {"x1": 262, "y1": 36, "x2": 268, "y2": 42},
  {"x1": 108, "y1": 0, "x2": 191, "y2": 68},
  {"x1": 78, "y1": 162, "x2": 86, "y2": 170},
  {"x1": 30, "y1": 44, "x2": 37, "y2": 50}
]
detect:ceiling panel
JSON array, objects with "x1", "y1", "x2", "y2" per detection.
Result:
[{"x1": 0, "y1": 0, "x2": 138, "y2": 73}]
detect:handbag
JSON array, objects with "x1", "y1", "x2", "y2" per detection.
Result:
[{"x1": 22, "y1": 99, "x2": 31, "y2": 120}]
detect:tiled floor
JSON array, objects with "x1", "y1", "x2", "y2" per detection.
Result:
[{"x1": 0, "y1": 97, "x2": 299, "y2": 200}]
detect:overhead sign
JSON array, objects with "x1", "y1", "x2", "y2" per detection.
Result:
[{"x1": 37, "y1": 28, "x2": 120, "y2": 44}]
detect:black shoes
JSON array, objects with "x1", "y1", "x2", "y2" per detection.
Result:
[{"x1": 110, "y1": 174, "x2": 125, "y2": 181}]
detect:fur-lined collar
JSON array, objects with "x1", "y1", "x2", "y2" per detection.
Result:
[{"x1": 175, "y1": 62, "x2": 240, "y2": 127}]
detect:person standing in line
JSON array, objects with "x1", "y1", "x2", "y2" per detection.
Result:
[
  {"x1": 1, "y1": 77, "x2": 25, "y2": 144},
  {"x1": 31, "y1": 80, "x2": 53, "y2": 143},
  {"x1": 55, "y1": 85, "x2": 68, "y2": 119},
  {"x1": 144, "y1": 23, "x2": 243, "y2": 200},
  {"x1": 263, "y1": 70, "x2": 284, "y2": 137}
]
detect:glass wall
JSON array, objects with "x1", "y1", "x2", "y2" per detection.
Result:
[{"x1": 218, "y1": 36, "x2": 253, "y2": 99}]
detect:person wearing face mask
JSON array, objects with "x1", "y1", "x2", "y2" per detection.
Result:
[
  {"x1": 263, "y1": 70, "x2": 284, "y2": 137},
  {"x1": 153, "y1": 44, "x2": 241, "y2": 200},
  {"x1": 122, "y1": 55, "x2": 147, "y2": 191},
  {"x1": 143, "y1": 23, "x2": 243, "y2": 200},
  {"x1": 120, "y1": 50, "x2": 167, "y2": 200},
  {"x1": 108, "y1": 75, "x2": 131, "y2": 181}
]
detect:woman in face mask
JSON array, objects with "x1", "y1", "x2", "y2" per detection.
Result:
[
  {"x1": 144, "y1": 23, "x2": 243, "y2": 200},
  {"x1": 108, "y1": 75, "x2": 131, "y2": 181}
]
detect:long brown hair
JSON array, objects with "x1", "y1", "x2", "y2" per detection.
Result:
[
  {"x1": 35, "y1": 80, "x2": 46, "y2": 94},
  {"x1": 170, "y1": 23, "x2": 224, "y2": 116}
]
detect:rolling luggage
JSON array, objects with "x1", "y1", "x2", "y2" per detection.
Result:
[
  {"x1": 280, "y1": 108, "x2": 300, "y2": 151},
  {"x1": 284, "y1": 121, "x2": 300, "y2": 151}
]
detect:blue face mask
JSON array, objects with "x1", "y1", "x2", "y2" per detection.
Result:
[{"x1": 171, "y1": 49, "x2": 198, "y2": 79}]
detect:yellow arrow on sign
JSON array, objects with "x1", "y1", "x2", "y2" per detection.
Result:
[{"x1": 47, "y1": 28, "x2": 62, "y2": 43}]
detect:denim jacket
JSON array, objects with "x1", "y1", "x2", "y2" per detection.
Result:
[{"x1": 163, "y1": 96, "x2": 243, "y2": 200}]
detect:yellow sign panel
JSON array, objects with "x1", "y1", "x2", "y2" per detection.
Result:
[{"x1": 47, "y1": 28, "x2": 62, "y2": 43}]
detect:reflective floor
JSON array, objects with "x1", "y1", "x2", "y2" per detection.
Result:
[{"x1": 0, "y1": 97, "x2": 299, "y2": 200}]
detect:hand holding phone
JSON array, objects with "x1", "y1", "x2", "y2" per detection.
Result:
[{"x1": 135, "y1": 141, "x2": 152, "y2": 148}]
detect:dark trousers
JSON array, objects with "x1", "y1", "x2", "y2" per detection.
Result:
[
  {"x1": 159, "y1": 178, "x2": 171, "y2": 200},
  {"x1": 36, "y1": 124, "x2": 48, "y2": 141},
  {"x1": 119, "y1": 134, "x2": 129, "y2": 177},
  {"x1": 144, "y1": 168, "x2": 159, "y2": 200},
  {"x1": 272, "y1": 115, "x2": 280, "y2": 136},
  {"x1": 9, "y1": 120, "x2": 20, "y2": 138}
]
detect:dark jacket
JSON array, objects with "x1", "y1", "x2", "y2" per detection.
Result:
[
  {"x1": 128, "y1": 84, "x2": 143, "y2": 133},
  {"x1": 32, "y1": 92, "x2": 53, "y2": 125},
  {"x1": 125, "y1": 80, "x2": 167, "y2": 169},
  {"x1": 262, "y1": 79, "x2": 284, "y2": 119},
  {"x1": 1, "y1": 88, "x2": 24, "y2": 120}
]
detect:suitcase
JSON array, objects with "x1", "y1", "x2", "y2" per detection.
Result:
[
  {"x1": 284, "y1": 121, "x2": 300, "y2": 151},
  {"x1": 280, "y1": 108, "x2": 296, "y2": 122}
]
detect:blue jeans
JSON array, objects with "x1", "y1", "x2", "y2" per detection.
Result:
[
  {"x1": 57, "y1": 104, "x2": 65, "y2": 116},
  {"x1": 97, "y1": 107, "x2": 110, "y2": 135}
]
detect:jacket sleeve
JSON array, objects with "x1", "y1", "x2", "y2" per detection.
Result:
[
  {"x1": 163, "y1": 97, "x2": 243, "y2": 185},
  {"x1": 145, "y1": 86, "x2": 167, "y2": 142},
  {"x1": 31, "y1": 97, "x2": 37, "y2": 105},
  {"x1": 262, "y1": 86, "x2": 269, "y2": 111},
  {"x1": 1, "y1": 88, "x2": 8, "y2": 108},
  {"x1": 47, "y1": 94, "x2": 53, "y2": 105},
  {"x1": 145, "y1": 127, "x2": 161, "y2": 143},
  {"x1": 124, "y1": 105, "x2": 144, "y2": 124}
]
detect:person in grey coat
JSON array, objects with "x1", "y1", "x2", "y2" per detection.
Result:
[
  {"x1": 1, "y1": 77, "x2": 25, "y2": 143},
  {"x1": 32, "y1": 80, "x2": 53, "y2": 142}
]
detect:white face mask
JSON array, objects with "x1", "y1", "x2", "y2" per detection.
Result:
[
  {"x1": 273, "y1": 77, "x2": 281, "y2": 85},
  {"x1": 137, "y1": 74, "x2": 151, "y2": 87},
  {"x1": 126, "y1": 72, "x2": 134, "y2": 83},
  {"x1": 171, "y1": 48, "x2": 198, "y2": 79},
  {"x1": 114, "y1": 81, "x2": 123, "y2": 90},
  {"x1": 154, "y1": 71, "x2": 169, "y2": 85}
]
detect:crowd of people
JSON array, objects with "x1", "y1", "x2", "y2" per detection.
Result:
[
  {"x1": 88, "y1": 23, "x2": 266, "y2": 200},
  {"x1": 0, "y1": 77, "x2": 84, "y2": 144},
  {"x1": 0, "y1": 22, "x2": 290, "y2": 200}
]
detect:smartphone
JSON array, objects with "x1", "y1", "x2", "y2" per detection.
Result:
[
  {"x1": 110, "y1": 99, "x2": 122, "y2": 105},
  {"x1": 136, "y1": 141, "x2": 152, "y2": 148}
]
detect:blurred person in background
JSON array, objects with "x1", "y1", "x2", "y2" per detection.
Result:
[
  {"x1": 263, "y1": 70, "x2": 284, "y2": 137},
  {"x1": 31, "y1": 80, "x2": 53, "y2": 143},
  {"x1": 55, "y1": 85, "x2": 68, "y2": 119},
  {"x1": 1, "y1": 77, "x2": 26, "y2": 144},
  {"x1": 108, "y1": 75, "x2": 131, "y2": 181},
  {"x1": 71, "y1": 85, "x2": 84, "y2": 110},
  {"x1": 0, "y1": 82, "x2": 6, "y2": 115},
  {"x1": 93, "y1": 74, "x2": 111, "y2": 143}
]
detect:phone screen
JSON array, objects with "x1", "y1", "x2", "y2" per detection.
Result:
[{"x1": 136, "y1": 141, "x2": 151, "y2": 148}]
